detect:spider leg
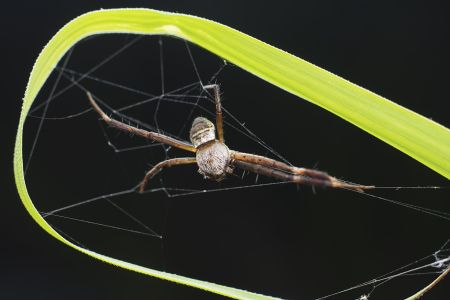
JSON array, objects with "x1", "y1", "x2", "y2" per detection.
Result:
[
  {"x1": 86, "y1": 92, "x2": 196, "y2": 153},
  {"x1": 203, "y1": 84, "x2": 224, "y2": 143},
  {"x1": 231, "y1": 152, "x2": 374, "y2": 192},
  {"x1": 139, "y1": 157, "x2": 197, "y2": 193},
  {"x1": 231, "y1": 151, "x2": 331, "y2": 179}
]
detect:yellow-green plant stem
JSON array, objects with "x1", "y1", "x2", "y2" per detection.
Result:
[{"x1": 14, "y1": 8, "x2": 450, "y2": 300}]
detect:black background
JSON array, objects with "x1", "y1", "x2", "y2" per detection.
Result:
[{"x1": 2, "y1": 1, "x2": 449, "y2": 299}]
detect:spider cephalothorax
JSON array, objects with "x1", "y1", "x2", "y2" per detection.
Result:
[
  {"x1": 190, "y1": 117, "x2": 231, "y2": 180},
  {"x1": 87, "y1": 84, "x2": 373, "y2": 193},
  {"x1": 189, "y1": 117, "x2": 216, "y2": 147}
]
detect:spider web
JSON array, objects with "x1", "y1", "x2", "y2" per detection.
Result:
[{"x1": 23, "y1": 34, "x2": 449, "y2": 299}]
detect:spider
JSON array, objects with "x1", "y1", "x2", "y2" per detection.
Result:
[{"x1": 86, "y1": 84, "x2": 373, "y2": 193}]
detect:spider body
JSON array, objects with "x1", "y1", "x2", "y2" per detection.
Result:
[
  {"x1": 86, "y1": 84, "x2": 373, "y2": 193},
  {"x1": 190, "y1": 116, "x2": 232, "y2": 180}
]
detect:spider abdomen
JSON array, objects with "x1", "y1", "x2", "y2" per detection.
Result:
[{"x1": 196, "y1": 141, "x2": 231, "y2": 180}]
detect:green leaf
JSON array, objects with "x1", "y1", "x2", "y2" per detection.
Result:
[{"x1": 14, "y1": 8, "x2": 450, "y2": 300}]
